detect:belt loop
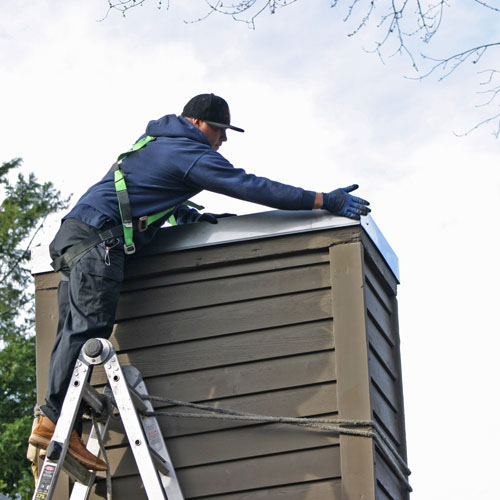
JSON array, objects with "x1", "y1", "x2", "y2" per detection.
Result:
[{"x1": 138, "y1": 216, "x2": 148, "y2": 232}]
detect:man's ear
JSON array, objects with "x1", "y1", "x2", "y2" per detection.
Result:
[{"x1": 191, "y1": 118, "x2": 203, "y2": 129}]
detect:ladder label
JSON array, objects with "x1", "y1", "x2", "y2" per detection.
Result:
[{"x1": 35, "y1": 464, "x2": 56, "y2": 498}]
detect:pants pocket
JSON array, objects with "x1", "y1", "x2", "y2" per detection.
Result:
[
  {"x1": 75, "y1": 271, "x2": 122, "y2": 328},
  {"x1": 69, "y1": 242, "x2": 125, "y2": 333}
]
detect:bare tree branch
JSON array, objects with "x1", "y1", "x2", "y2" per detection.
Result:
[
  {"x1": 411, "y1": 43, "x2": 500, "y2": 82},
  {"x1": 454, "y1": 112, "x2": 500, "y2": 139},
  {"x1": 100, "y1": 0, "x2": 500, "y2": 136},
  {"x1": 479, "y1": 68, "x2": 500, "y2": 85},
  {"x1": 476, "y1": 86, "x2": 500, "y2": 107},
  {"x1": 404, "y1": 43, "x2": 500, "y2": 135},
  {"x1": 193, "y1": 0, "x2": 299, "y2": 28},
  {"x1": 0, "y1": 216, "x2": 47, "y2": 287},
  {"x1": 99, "y1": 0, "x2": 170, "y2": 20},
  {"x1": 473, "y1": 0, "x2": 500, "y2": 13}
]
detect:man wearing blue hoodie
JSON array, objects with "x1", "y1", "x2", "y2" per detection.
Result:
[{"x1": 29, "y1": 93, "x2": 371, "y2": 470}]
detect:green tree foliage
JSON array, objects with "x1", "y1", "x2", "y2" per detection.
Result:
[{"x1": 0, "y1": 158, "x2": 67, "y2": 500}]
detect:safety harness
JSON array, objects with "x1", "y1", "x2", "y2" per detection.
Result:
[
  {"x1": 51, "y1": 135, "x2": 202, "y2": 272},
  {"x1": 111, "y1": 135, "x2": 202, "y2": 254}
]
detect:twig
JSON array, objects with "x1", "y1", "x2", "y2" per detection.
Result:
[
  {"x1": 473, "y1": 0, "x2": 500, "y2": 12},
  {"x1": 453, "y1": 112, "x2": 500, "y2": 138},
  {"x1": 0, "y1": 216, "x2": 48, "y2": 286}
]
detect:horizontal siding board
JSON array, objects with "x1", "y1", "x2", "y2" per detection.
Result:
[
  {"x1": 198, "y1": 478, "x2": 342, "y2": 500},
  {"x1": 92, "y1": 447, "x2": 341, "y2": 499},
  {"x1": 170, "y1": 424, "x2": 340, "y2": 468},
  {"x1": 94, "y1": 351, "x2": 338, "y2": 446},
  {"x1": 141, "y1": 351, "x2": 337, "y2": 404},
  {"x1": 116, "y1": 264, "x2": 331, "y2": 320},
  {"x1": 125, "y1": 226, "x2": 361, "y2": 279},
  {"x1": 367, "y1": 309, "x2": 395, "y2": 350},
  {"x1": 36, "y1": 226, "x2": 356, "y2": 289},
  {"x1": 376, "y1": 483, "x2": 398, "y2": 500},
  {"x1": 102, "y1": 383, "x2": 338, "y2": 446},
  {"x1": 92, "y1": 478, "x2": 342, "y2": 500},
  {"x1": 375, "y1": 447, "x2": 410, "y2": 500},
  {"x1": 365, "y1": 285, "x2": 393, "y2": 344},
  {"x1": 176, "y1": 445, "x2": 342, "y2": 498},
  {"x1": 388, "y1": 294, "x2": 409, "y2": 467},
  {"x1": 371, "y1": 386, "x2": 401, "y2": 446},
  {"x1": 363, "y1": 262, "x2": 393, "y2": 312},
  {"x1": 94, "y1": 320, "x2": 334, "y2": 384},
  {"x1": 121, "y1": 252, "x2": 331, "y2": 292},
  {"x1": 367, "y1": 316, "x2": 397, "y2": 379},
  {"x1": 360, "y1": 232, "x2": 398, "y2": 293},
  {"x1": 111, "y1": 290, "x2": 333, "y2": 351},
  {"x1": 32, "y1": 253, "x2": 330, "y2": 297},
  {"x1": 369, "y1": 352, "x2": 398, "y2": 411},
  {"x1": 106, "y1": 423, "x2": 341, "y2": 476}
]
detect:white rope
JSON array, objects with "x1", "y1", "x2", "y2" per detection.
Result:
[{"x1": 141, "y1": 395, "x2": 412, "y2": 492}]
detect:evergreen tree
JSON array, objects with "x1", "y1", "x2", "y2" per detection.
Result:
[{"x1": 0, "y1": 158, "x2": 67, "y2": 500}]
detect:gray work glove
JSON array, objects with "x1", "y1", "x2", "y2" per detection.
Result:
[
  {"x1": 196, "y1": 213, "x2": 236, "y2": 224},
  {"x1": 322, "y1": 184, "x2": 371, "y2": 220}
]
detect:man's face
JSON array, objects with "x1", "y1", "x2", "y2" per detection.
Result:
[{"x1": 197, "y1": 121, "x2": 227, "y2": 151}]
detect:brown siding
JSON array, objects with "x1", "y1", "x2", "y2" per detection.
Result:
[
  {"x1": 362, "y1": 233, "x2": 409, "y2": 500},
  {"x1": 34, "y1": 275, "x2": 69, "y2": 499},
  {"x1": 33, "y1": 220, "x2": 409, "y2": 499},
  {"x1": 89, "y1": 231, "x2": 341, "y2": 498}
]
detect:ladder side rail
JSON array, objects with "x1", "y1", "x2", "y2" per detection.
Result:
[
  {"x1": 69, "y1": 419, "x2": 110, "y2": 500},
  {"x1": 105, "y1": 355, "x2": 168, "y2": 500},
  {"x1": 32, "y1": 358, "x2": 92, "y2": 500},
  {"x1": 124, "y1": 366, "x2": 184, "y2": 500},
  {"x1": 69, "y1": 389, "x2": 113, "y2": 500}
]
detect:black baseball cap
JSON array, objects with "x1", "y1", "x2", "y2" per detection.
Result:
[{"x1": 182, "y1": 93, "x2": 244, "y2": 133}]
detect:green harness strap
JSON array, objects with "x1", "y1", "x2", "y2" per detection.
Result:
[{"x1": 113, "y1": 135, "x2": 203, "y2": 254}]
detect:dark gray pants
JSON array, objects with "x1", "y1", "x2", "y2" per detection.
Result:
[{"x1": 40, "y1": 219, "x2": 125, "y2": 433}]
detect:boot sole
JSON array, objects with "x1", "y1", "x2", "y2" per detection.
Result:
[
  {"x1": 28, "y1": 434, "x2": 50, "y2": 449},
  {"x1": 28, "y1": 435, "x2": 107, "y2": 471}
]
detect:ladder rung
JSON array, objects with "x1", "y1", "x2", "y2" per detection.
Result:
[
  {"x1": 127, "y1": 384, "x2": 149, "y2": 414},
  {"x1": 149, "y1": 446, "x2": 170, "y2": 476},
  {"x1": 82, "y1": 383, "x2": 109, "y2": 417},
  {"x1": 60, "y1": 454, "x2": 94, "y2": 485}
]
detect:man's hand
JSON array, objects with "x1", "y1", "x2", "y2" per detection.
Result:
[
  {"x1": 322, "y1": 185, "x2": 371, "y2": 220},
  {"x1": 196, "y1": 213, "x2": 236, "y2": 224}
]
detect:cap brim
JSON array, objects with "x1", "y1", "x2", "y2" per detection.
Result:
[{"x1": 205, "y1": 120, "x2": 244, "y2": 133}]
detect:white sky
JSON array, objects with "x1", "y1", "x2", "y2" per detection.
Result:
[{"x1": 1, "y1": 1, "x2": 499, "y2": 499}]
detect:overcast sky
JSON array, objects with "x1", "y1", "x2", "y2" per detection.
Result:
[{"x1": 1, "y1": 1, "x2": 499, "y2": 499}]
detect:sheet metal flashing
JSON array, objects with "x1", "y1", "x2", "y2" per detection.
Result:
[{"x1": 31, "y1": 210, "x2": 399, "y2": 281}]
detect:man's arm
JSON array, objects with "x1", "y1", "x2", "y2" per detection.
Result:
[{"x1": 185, "y1": 152, "x2": 370, "y2": 220}]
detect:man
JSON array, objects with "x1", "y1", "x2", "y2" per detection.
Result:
[{"x1": 29, "y1": 93, "x2": 370, "y2": 471}]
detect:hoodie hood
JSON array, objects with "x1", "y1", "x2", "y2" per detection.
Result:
[{"x1": 146, "y1": 114, "x2": 210, "y2": 146}]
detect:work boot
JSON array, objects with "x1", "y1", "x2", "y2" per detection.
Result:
[{"x1": 28, "y1": 416, "x2": 107, "y2": 471}]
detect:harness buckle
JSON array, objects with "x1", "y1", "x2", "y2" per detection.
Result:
[
  {"x1": 123, "y1": 242, "x2": 136, "y2": 255},
  {"x1": 138, "y1": 216, "x2": 148, "y2": 232}
]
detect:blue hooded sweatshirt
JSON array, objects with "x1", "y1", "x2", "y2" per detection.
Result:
[{"x1": 65, "y1": 115, "x2": 316, "y2": 246}]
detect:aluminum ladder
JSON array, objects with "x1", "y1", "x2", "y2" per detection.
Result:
[{"x1": 32, "y1": 338, "x2": 184, "y2": 500}]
